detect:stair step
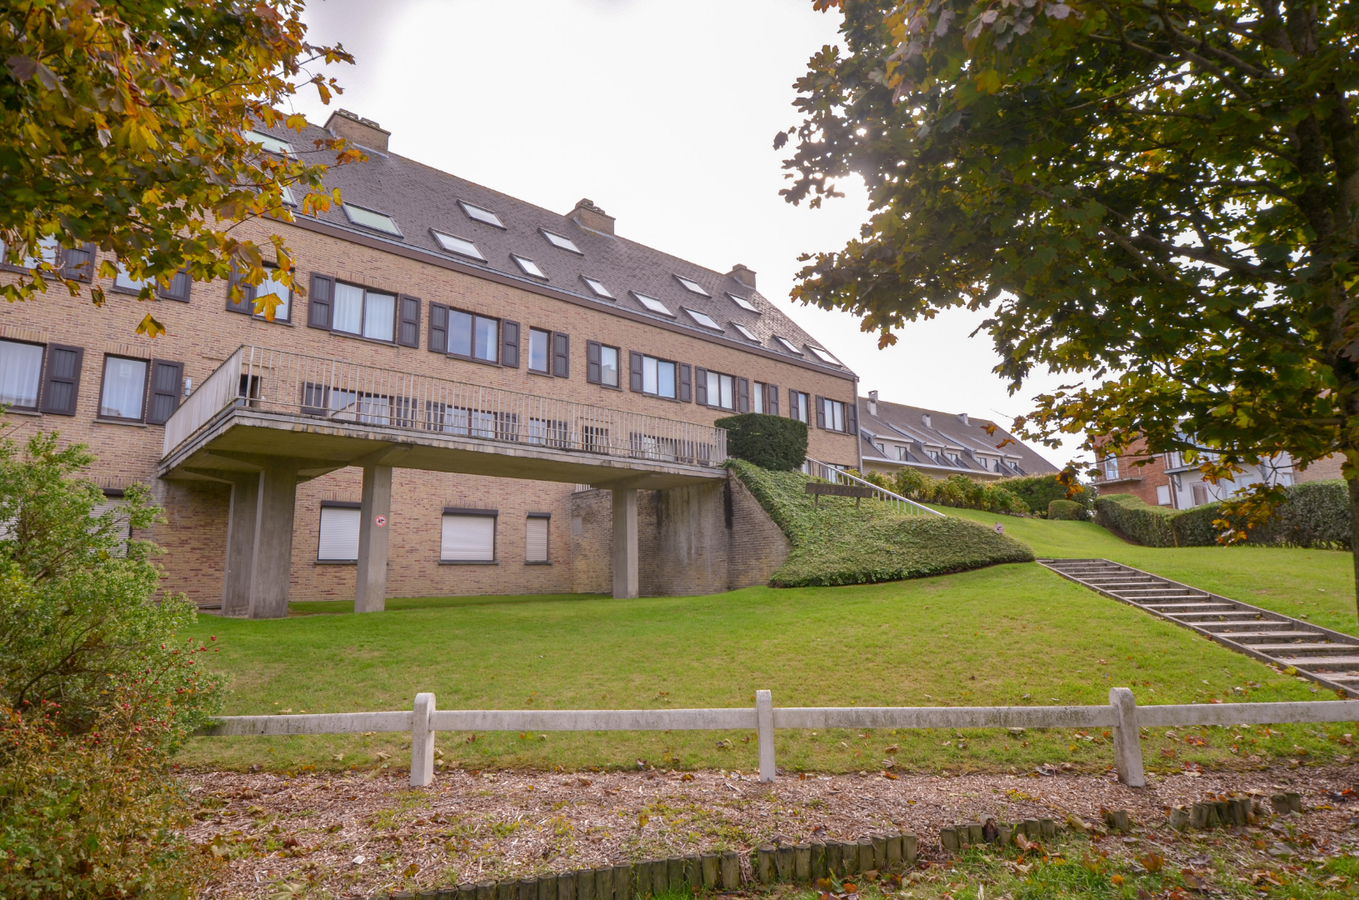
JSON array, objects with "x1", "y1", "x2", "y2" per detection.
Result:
[
  {"x1": 1209, "y1": 630, "x2": 1326, "y2": 640},
  {"x1": 1276, "y1": 656, "x2": 1359, "y2": 668},
  {"x1": 1246, "y1": 642, "x2": 1359, "y2": 653},
  {"x1": 1145, "y1": 603, "x2": 1237, "y2": 612},
  {"x1": 1167, "y1": 611, "x2": 1267, "y2": 620}
]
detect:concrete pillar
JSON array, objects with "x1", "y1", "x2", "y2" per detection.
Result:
[
  {"x1": 611, "y1": 486, "x2": 639, "y2": 599},
  {"x1": 248, "y1": 458, "x2": 299, "y2": 619},
  {"x1": 355, "y1": 465, "x2": 393, "y2": 613},
  {"x1": 756, "y1": 689, "x2": 775, "y2": 782},
  {"x1": 410, "y1": 691, "x2": 436, "y2": 787},
  {"x1": 1109, "y1": 686, "x2": 1146, "y2": 787},
  {"x1": 222, "y1": 472, "x2": 261, "y2": 618}
]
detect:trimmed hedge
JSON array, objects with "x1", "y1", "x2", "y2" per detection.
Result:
[
  {"x1": 715, "y1": 413, "x2": 808, "y2": 471},
  {"x1": 869, "y1": 468, "x2": 1031, "y2": 515},
  {"x1": 1047, "y1": 499, "x2": 1085, "y2": 521},
  {"x1": 997, "y1": 473, "x2": 1093, "y2": 515},
  {"x1": 1094, "y1": 494, "x2": 1177, "y2": 547},
  {"x1": 728, "y1": 460, "x2": 1035, "y2": 587}
]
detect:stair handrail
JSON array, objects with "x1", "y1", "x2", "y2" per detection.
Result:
[{"x1": 805, "y1": 458, "x2": 945, "y2": 517}]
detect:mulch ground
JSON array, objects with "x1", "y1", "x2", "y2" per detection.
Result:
[{"x1": 186, "y1": 762, "x2": 1359, "y2": 899}]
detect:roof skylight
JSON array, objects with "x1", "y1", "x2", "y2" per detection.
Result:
[
  {"x1": 512, "y1": 254, "x2": 547, "y2": 279},
  {"x1": 728, "y1": 293, "x2": 759, "y2": 313},
  {"x1": 731, "y1": 322, "x2": 758, "y2": 342},
  {"x1": 460, "y1": 201, "x2": 505, "y2": 229},
  {"x1": 684, "y1": 308, "x2": 722, "y2": 331},
  {"x1": 675, "y1": 276, "x2": 710, "y2": 296},
  {"x1": 774, "y1": 335, "x2": 803, "y2": 355},
  {"x1": 343, "y1": 204, "x2": 402, "y2": 236},
  {"x1": 809, "y1": 346, "x2": 842, "y2": 366},
  {"x1": 432, "y1": 231, "x2": 485, "y2": 261},
  {"x1": 582, "y1": 276, "x2": 613, "y2": 299},
  {"x1": 632, "y1": 292, "x2": 675, "y2": 317},
  {"x1": 542, "y1": 230, "x2": 582, "y2": 254},
  {"x1": 244, "y1": 130, "x2": 292, "y2": 156}
]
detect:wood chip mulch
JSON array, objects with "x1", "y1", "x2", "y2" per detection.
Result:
[{"x1": 185, "y1": 763, "x2": 1359, "y2": 899}]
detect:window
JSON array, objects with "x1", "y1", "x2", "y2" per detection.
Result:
[
  {"x1": 99, "y1": 356, "x2": 148, "y2": 421},
  {"x1": 342, "y1": 204, "x2": 402, "y2": 236},
  {"x1": 448, "y1": 310, "x2": 500, "y2": 362},
  {"x1": 675, "y1": 275, "x2": 710, "y2": 296},
  {"x1": 587, "y1": 341, "x2": 620, "y2": 388},
  {"x1": 703, "y1": 370, "x2": 736, "y2": 410},
  {"x1": 581, "y1": 276, "x2": 613, "y2": 299},
  {"x1": 512, "y1": 254, "x2": 547, "y2": 279},
  {"x1": 774, "y1": 335, "x2": 803, "y2": 355},
  {"x1": 243, "y1": 130, "x2": 292, "y2": 155},
  {"x1": 227, "y1": 265, "x2": 291, "y2": 321},
  {"x1": 1156, "y1": 484, "x2": 1172, "y2": 507},
  {"x1": 460, "y1": 201, "x2": 505, "y2": 229},
  {"x1": 731, "y1": 322, "x2": 758, "y2": 341},
  {"x1": 528, "y1": 328, "x2": 551, "y2": 373},
  {"x1": 729, "y1": 293, "x2": 759, "y2": 313},
  {"x1": 441, "y1": 510, "x2": 497, "y2": 562},
  {"x1": 541, "y1": 230, "x2": 581, "y2": 254},
  {"x1": 819, "y1": 397, "x2": 847, "y2": 432},
  {"x1": 684, "y1": 308, "x2": 722, "y2": 331},
  {"x1": 897, "y1": 445, "x2": 910, "y2": 461},
  {"x1": 317, "y1": 503, "x2": 361, "y2": 562},
  {"x1": 630, "y1": 353, "x2": 677, "y2": 399},
  {"x1": 632, "y1": 292, "x2": 674, "y2": 317},
  {"x1": 1191, "y1": 483, "x2": 1209, "y2": 506},
  {"x1": 1103, "y1": 455, "x2": 1120, "y2": 480},
  {"x1": 330, "y1": 282, "x2": 397, "y2": 342},
  {"x1": 113, "y1": 265, "x2": 192, "y2": 302},
  {"x1": 526, "y1": 514, "x2": 550, "y2": 564},
  {"x1": 0, "y1": 340, "x2": 45, "y2": 410},
  {"x1": 809, "y1": 346, "x2": 841, "y2": 366},
  {"x1": 788, "y1": 390, "x2": 810, "y2": 424},
  {"x1": 432, "y1": 231, "x2": 485, "y2": 261}
]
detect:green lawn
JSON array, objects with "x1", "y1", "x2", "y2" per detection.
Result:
[{"x1": 180, "y1": 515, "x2": 1358, "y2": 774}]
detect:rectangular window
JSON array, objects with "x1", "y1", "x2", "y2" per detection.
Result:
[
  {"x1": 99, "y1": 356, "x2": 148, "y2": 421},
  {"x1": 752, "y1": 381, "x2": 764, "y2": 414},
  {"x1": 447, "y1": 309, "x2": 500, "y2": 362},
  {"x1": 599, "y1": 345, "x2": 619, "y2": 387},
  {"x1": 1191, "y1": 483, "x2": 1209, "y2": 506},
  {"x1": 0, "y1": 339, "x2": 45, "y2": 410},
  {"x1": 526, "y1": 514, "x2": 550, "y2": 564},
  {"x1": 704, "y1": 370, "x2": 736, "y2": 410},
  {"x1": 228, "y1": 265, "x2": 291, "y2": 321},
  {"x1": 641, "y1": 356, "x2": 677, "y2": 399},
  {"x1": 819, "y1": 397, "x2": 847, "y2": 432},
  {"x1": 528, "y1": 328, "x2": 551, "y2": 373},
  {"x1": 317, "y1": 503, "x2": 361, "y2": 562},
  {"x1": 527, "y1": 417, "x2": 569, "y2": 448},
  {"x1": 1103, "y1": 456, "x2": 1120, "y2": 480},
  {"x1": 1155, "y1": 484, "x2": 1172, "y2": 506},
  {"x1": 441, "y1": 510, "x2": 496, "y2": 563},
  {"x1": 788, "y1": 391, "x2": 810, "y2": 424},
  {"x1": 332, "y1": 282, "x2": 397, "y2": 342}
]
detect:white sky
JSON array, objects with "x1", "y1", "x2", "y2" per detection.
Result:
[{"x1": 291, "y1": 0, "x2": 1085, "y2": 467}]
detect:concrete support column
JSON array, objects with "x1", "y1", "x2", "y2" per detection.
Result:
[
  {"x1": 355, "y1": 465, "x2": 393, "y2": 613},
  {"x1": 248, "y1": 458, "x2": 299, "y2": 619},
  {"x1": 222, "y1": 472, "x2": 261, "y2": 618},
  {"x1": 611, "y1": 485, "x2": 639, "y2": 599}
]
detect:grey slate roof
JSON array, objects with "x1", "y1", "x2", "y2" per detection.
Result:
[
  {"x1": 258, "y1": 121, "x2": 852, "y2": 377},
  {"x1": 857, "y1": 396, "x2": 1058, "y2": 478}
]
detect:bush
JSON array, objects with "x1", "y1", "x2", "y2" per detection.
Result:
[
  {"x1": 1094, "y1": 494, "x2": 1177, "y2": 547},
  {"x1": 885, "y1": 468, "x2": 1031, "y2": 515},
  {"x1": 1252, "y1": 480, "x2": 1350, "y2": 549},
  {"x1": 998, "y1": 473, "x2": 1091, "y2": 516},
  {"x1": 715, "y1": 413, "x2": 808, "y2": 471},
  {"x1": 1047, "y1": 499, "x2": 1085, "y2": 520}
]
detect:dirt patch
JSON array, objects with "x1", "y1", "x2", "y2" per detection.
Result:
[{"x1": 186, "y1": 763, "x2": 1359, "y2": 899}]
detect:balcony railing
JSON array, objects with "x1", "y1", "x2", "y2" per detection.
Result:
[
  {"x1": 163, "y1": 345, "x2": 728, "y2": 469},
  {"x1": 805, "y1": 458, "x2": 943, "y2": 517}
]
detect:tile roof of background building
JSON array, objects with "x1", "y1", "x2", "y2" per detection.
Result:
[{"x1": 857, "y1": 396, "x2": 1059, "y2": 477}]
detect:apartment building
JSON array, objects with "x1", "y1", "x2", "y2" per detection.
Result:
[
  {"x1": 1093, "y1": 436, "x2": 1298, "y2": 509},
  {"x1": 0, "y1": 110, "x2": 860, "y2": 616}
]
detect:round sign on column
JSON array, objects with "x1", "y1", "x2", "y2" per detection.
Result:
[{"x1": 375, "y1": 514, "x2": 387, "y2": 528}]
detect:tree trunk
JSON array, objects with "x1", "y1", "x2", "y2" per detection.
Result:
[{"x1": 1350, "y1": 476, "x2": 1359, "y2": 626}]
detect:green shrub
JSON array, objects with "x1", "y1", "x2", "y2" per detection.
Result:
[
  {"x1": 728, "y1": 460, "x2": 1034, "y2": 587},
  {"x1": 1253, "y1": 480, "x2": 1350, "y2": 549},
  {"x1": 1169, "y1": 502, "x2": 1225, "y2": 547},
  {"x1": 1094, "y1": 493, "x2": 1177, "y2": 547},
  {"x1": 1047, "y1": 499, "x2": 1085, "y2": 521},
  {"x1": 715, "y1": 413, "x2": 808, "y2": 471},
  {"x1": 999, "y1": 473, "x2": 1091, "y2": 516},
  {"x1": 884, "y1": 467, "x2": 1031, "y2": 515}
]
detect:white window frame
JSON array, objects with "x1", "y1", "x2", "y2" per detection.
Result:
[
  {"x1": 525, "y1": 514, "x2": 550, "y2": 564},
  {"x1": 512, "y1": 254, "x2": 547, "y2": 279},
  {"x1": 675, "y1": 275, "x2": 710, "y2": 296},
  {"x1": 317, "y1": 504, "x2": 361, "y2": 563},
  {"x1": 632, "y1": 292, "x2": 675, "y2": 317},
  {"x1": 460, "y1": 201, "x2": 505, "y2": 229},
  {"x1": 728, "y1": 293, "x2": 759, "y2": 313},
  {"x1": 342, "y1": 203, "x2": 402, "y2": 236},
  {"x1": 582, "y1": 276, "x2": 613, "y2": 299},
  {"x1": 541, "y1": 230, "x2": 581, "y2": 254},
  {"x1": 684, "y1": 308, "x2": 723, "y2": 331},
  {"x1": 441, "y1": 511, "x2": 497, "y2": 563},
  {"x1": 331, "y1": 281, "x2": 398, "y2": 342},
  {"x1": 432, "y1": 231, "x2": 485, "y2": 261}
]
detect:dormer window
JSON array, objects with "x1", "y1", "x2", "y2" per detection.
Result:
[
  {"x1": 581, "y1": 276, "x2": 613, "y2": 299},
  {"x1": 731, "y1": 322, "x2": 758, "y2": 341},
  {"x1": 460, "y1": 201, "x2": 505, "y2": 229},
  {"x1": 541, "y1": 230, "x2": 582, "y2": 254},
  {"x1": 343, "y1": 204, "x2": 401, "y2": 236},
  {"x1": 432, "y1": 231, "x2": 485, "y2": 261},
  {"x1": 684, "y1": 308, "x2": 722, "y2": 331},
  {"x1": 632, "y1": 292, "x2": 674, "y2": 317},
  {"x1": 809, "y1": 346, "x2": 841, "y2": 366},
  {"x1": 511, "y1": 254, "x2": 547, "y2": 279},
  {"x1": 774, "y1": 335, "x2": 803, "y2": 355},
  {"x1": 675, "y1": 276, "x2": 710, "y2": 296},
  {"x1": 244, "y1": 130, "x2": 292, "y2": 156},
  {"x1": 728, "y1": 293, "x2": 759, "y2": 313}
]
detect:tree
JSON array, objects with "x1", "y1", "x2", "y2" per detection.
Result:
[
  {"x1": 780, "y1": 0, "x2": 1359, "y2": 615},
  {"x1": 1, "y1": 0, "x2": 360, "y2": 336}
]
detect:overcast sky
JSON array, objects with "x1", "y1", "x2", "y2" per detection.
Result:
[{"x1": 290, "y1": 0, "x2": 1085, "y2": 467}]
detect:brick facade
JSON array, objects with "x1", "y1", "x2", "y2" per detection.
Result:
[{"x1": 1092, "y1": 437, "x2": 1172, "y2": 507}]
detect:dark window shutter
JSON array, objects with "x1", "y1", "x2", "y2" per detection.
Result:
[
  {"x1": 159, "y1": 270, "x2": 191, "y2": 302},
  {"x1": 502, "y1": 320, "x2": 520, "y2": 368},
  {"x1": 629, "y1": 351, "x2": 643, "y2": 392},
  {"x1": 428, "y1": 303, "x2": 449, "y2": 353},
  {"x1": 146, "y1": 359, "x2": 184, "y2": 425},
  {"x1": 39, "y1": 344, "x2": 83, "y2": 415},
  {"x1": 308, "y1": 273, "x2": 334, "y2": 330},
  {"x1": 695, "y1": 367, "x2": 708, "y2": 406},
  {"x1": 815, "y1": 395, "x2": 827, "y2": 429},
  {"x1": 226, "y1": 265, "x2": 254, "y2": 314},
  {"x1": 59, "y1": 243, "x2": 96, "y2": 282},
  {"x1": 738, "y1": 377, "x2": 750, "y2": 413},
  {"x1": 398, "y1": 295, "x2": 421, "y2": 347},
  {"x1": 552, "y1": 332, "x2": 569, "y2": 378},
  {"x1": 847, "y1": 399, "x2": 858, "y2": 435},
  {"x1": 586, "y1": 341, "x2": 601, "y2": 384},
  {"x1": 679, "y1": 364, "x2": 692, "y2": 402},
  {"x1": 767, "y1": 385, "x2": 779, "y2": 416}
]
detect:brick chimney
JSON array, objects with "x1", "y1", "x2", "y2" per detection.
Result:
[
  {"x1": 324, "y1": 109, "x2": 390, "y2": 153},
  {"x1": 728, "y1": 264, "x2": 757, "y2": 290},
  {"x1": 569, "y1": 199, "x2": 615, "y2": 235},
  {"x1": 867, "y1": 390, "x2": 878, "y2": 417}
]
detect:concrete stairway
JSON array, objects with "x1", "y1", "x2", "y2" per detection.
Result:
[{"x1": 1039, "y1": 558, "x2": 1359, "y2": 697}]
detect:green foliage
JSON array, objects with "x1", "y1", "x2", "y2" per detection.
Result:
[
  {"x1": 0, "y1": 0, "x2": 360, "y2": 336},
  {"x1": 1093, "y1": 495, "x2": 1178, "y2": 548},
  {"x1": 1252, "y1": 481, "x2": 1351, "y2": 550},
  {"x1": 715, "y1": 413, "x2": 809, "y2": 471},
  {"x1": 728, "y1": 460, "x2": 1033, "y2": 586},
  {"x1": 1047, "y1": 499, "x2": 1084, "y2": 521},
  {"x1": 881, "y1": 467, "x2": 1030, "y2": 515},
  {"x1": 998, "y1": 474, "x2": 1088, "y2": 516}
]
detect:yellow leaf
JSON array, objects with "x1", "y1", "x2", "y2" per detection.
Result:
[
  {"x1": 976, "y1": 70, "x2": 1002, "y2": 94},
  {"x1": 136, "y1": 313, "x2": 166, "y2": 338}
]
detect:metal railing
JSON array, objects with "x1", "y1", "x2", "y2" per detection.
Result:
[
  {"x1": 163, "y1": 345, "x2": 728, "y2": 469},
  {"x1": 805, "y1": 457, "x2": 943, "y2": 516}
]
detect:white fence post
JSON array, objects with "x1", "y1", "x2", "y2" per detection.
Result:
[
  {"x1": 756, "y1": 689, "x2": 775, "y2": 782},
  {"x1": 1109, "y1": 687, "x2": 1145, "y2": 788},
  {"x1": 411, "y1": 692, "x2": 436, "y2": 787}
]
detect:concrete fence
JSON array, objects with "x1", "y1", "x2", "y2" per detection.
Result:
[{"x1": 197, "y1": 688, "x2": 1359, "y2": 789}]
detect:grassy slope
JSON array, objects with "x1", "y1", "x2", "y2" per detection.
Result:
[
  {"x1": 936, "y1": 505, "x2": 1357, "y2": 635},
  {"x1": 729, "y1": 461, "x2": 1033, "y2": 586}
]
